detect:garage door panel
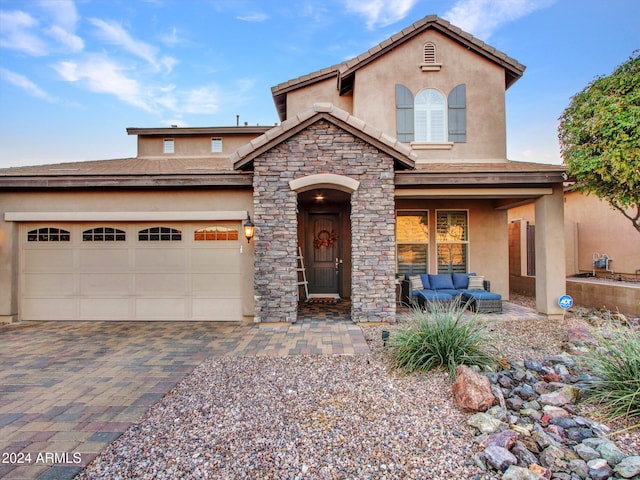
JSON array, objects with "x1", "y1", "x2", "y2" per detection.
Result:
[
  {"x1": 23, "y1": 250, "x2": 74, "y2": 272},
  {"x1": 79, "y1": 274, "x2": 130, "y2": 294},
  {"x1": 192, "y1": 298, "x2": 243, "y2": 320},
  {"x1": 23, "y1": 273, "x2": 74, "y2": 295},
  {"x1": 191, "y1": 248, "x2": 240, "y2": 272},
  {"x1": 22, "y1": 298, "x2": 75, "y2": 320},
  {"x1": 80, "y1": 298, "x2": 130, "y2": 319},
  {"x1": 135, "y1": 298, "x2": 186, "y2": 319},
  {"x1": 135, "y1": 274, "x2": 186, "y2": 294},
  {"x1": 135, "y1": 248, "x2": 185, "y2": 270},
  {"x1": 192, "y1": 273, "x2": 241, "y2": 295},
  {"x1": 79, "y1": 249, "x2": 129, "y2": 271}
]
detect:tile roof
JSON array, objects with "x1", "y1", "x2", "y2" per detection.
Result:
[
  {"x1": 231, "y1": 103, "x2": 418, "y2": 171},
  {"x1": 0, "y1": 157, "x2": 252, "y2": 188},
  {"x1": 271, "y1": 15, "x2": 526, "y2": 120}
]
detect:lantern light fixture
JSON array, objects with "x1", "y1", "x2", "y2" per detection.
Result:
[{"x1": 243, "y1": 215, "x2": 255, "y2": 243}]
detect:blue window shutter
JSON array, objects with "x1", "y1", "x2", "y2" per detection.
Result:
[
  {"x1": 396, "y1": 84, "x2": 414, "y2": 142},
  {"x1": 448, "y1": 84, "x2": 466, "y2": 142}
]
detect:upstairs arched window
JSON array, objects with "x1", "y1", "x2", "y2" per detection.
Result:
[{"x1": 414, "y1": 88, "x2": 446, "y2": 143}]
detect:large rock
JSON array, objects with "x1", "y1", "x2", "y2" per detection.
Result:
[
  {"x1": 480, "y1": 430, "x2": 519, "y2": 450},
  {"x1": 615, "y1": 455, "x2": 640, "y2": 478},
  {"x1": 502, "y1": 465, "x2": 547, "y2": 480},
  {"x1": 484, "y1": 445, "x2": 517, "y2": 471},
  {"x1": 451, "y1": 365, "x2": 494, "y2": 413},
  {"x1": 587, "y1": 458, "x2": 613, "y2": 480},
  {"x1": 467, "y1": 412, "x2": 505, "y2": 434}
]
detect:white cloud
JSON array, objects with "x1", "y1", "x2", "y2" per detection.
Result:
[
  {"x1": 89, "y1": 18, "x2": 177, "y2": 73},
  {"x1": 237, "y1": 12, "x2": 270, "y2": 22},
  {"x1": 444, "y1": 0, "x2": 555, "y2": 40},
  {"x1": 38, "y1": 0, "x2": 79, "y2": 30},
  {"x1": 0, "y1": 67, "x2": 55, "y2": 101},
  {"x1": 182, "y1": 87, "x2": 220, "y2": 114},
  {"x1": 46, "y1": 25, "x2": 84, "y2": 52},
  {"x1": 53, "y1": 55, "x2": 153, "y2": 111},
  {"x1": 344, "y1": 0, "x2": 418, "y2": 29},
  {"x1": 0, "y1": 10, "x2": 48, "y2": 56}
]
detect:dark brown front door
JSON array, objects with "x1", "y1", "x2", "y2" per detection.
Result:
[{"x1": 306, "y1": 213, "x2": 340, "y2": 296}]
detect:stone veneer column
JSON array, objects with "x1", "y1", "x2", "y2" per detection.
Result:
[{"x1": 253, "y1": 120, "x2": 396, "y2": 323}]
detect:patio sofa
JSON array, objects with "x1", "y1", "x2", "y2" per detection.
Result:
[{"x1": 401, "y1": 273, "x2": 502, "y2": 313}]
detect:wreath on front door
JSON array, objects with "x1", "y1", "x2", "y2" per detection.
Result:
[{"x1": 314, "y1": 229, "x2": 338, "y2": 249}]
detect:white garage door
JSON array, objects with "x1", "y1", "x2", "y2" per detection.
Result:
[{"x1": 20, "y1": 223, "x2": 244, "y2": 321}]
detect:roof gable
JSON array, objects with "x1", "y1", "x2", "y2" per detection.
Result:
[
  {"x1": 231, "y1": 103, "x2": 417, "y2": 171},
  {"x1": 271, "y1": 15, "x2": 525, "y2": 121}
]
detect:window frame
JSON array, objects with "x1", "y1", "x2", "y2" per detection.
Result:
[
  {"x1": 395, "y1": 210, "x2": 429, "y2": 275},
  {"x1": 138, "y1": 226, "x2": 182, "y2": 242},
  {"x1": 435, "y1": 209, "x2": 469, "y2": 274},
  {"x1": 194, "y1": 225, "x2": 239, "y2": 241},
  {"x1": 163, "y1": 138, "x2": 175, "y2": 154},
  {"x1": 82, "y1": 226, "x2": 126, "y2": 242},
  {"x1": 211, "y1": 137, "x2": 223, "y2": 153},
  {"x1": 27, "y1": 227, "x2": 71, "y2": 242},
  {"x1": 414, "y1": 88, "x2": 447, "y2": 143}
]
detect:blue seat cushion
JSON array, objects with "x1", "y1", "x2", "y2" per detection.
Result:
[
  {"x1": 461, "y1": 290, "x2": 501, "y2": 300},
  {"x1": 417, "y1": 290, "x2": 453, "y2": 301},
  {"x1": 435, "y1": 289, "x2": 461, "y2": 296},
  {"x1": 428, "y1": 274, "x2": 454, "y2": 290}
]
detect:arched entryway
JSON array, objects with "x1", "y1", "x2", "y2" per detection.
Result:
[{"x1": 297, "y1": 188, "x2": 351, "y2": 300}]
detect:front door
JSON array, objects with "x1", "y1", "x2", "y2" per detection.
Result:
[{"x1": 306, "y1": 213, "x2": 341, "y2": 297}]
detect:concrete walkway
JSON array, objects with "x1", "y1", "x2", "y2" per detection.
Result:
[{"x1": 0, "y1": 314, "x2": 369, "y2": 480}]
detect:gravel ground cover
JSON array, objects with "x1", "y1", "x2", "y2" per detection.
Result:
[{"x1": 77, "y1": 297, "x2": 639, "y2": 479}]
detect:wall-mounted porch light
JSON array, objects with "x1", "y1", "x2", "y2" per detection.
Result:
[{"x1": 243, "y1": 215, "x2": 255, "y2": 243}]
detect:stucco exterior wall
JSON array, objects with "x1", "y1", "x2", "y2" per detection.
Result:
[
  {"x1": 252, "y1": 119, "x2": 396, "y2": 323},
  {"x1": 0, "y1": 189, "x2": 255, "y2": 322},
  {"x1": 509, "y1": 192, "x2": 640, "y2": 278},
  {"x1": 285, "y1": 78, "x2": 353, "y2": 121},
  {"x1": 353, "y1": 31, "x2": 507, "y2": 163},
  {"x1": 137, "y1": 133, "x2": 262, "y2": 162},
  {"x1": 395, "y1": 198, "x2": 509, "y2": 299}
]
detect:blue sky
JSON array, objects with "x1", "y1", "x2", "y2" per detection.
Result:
[{"x1": 0, "y1": 0, "x2": 638, "y2": 168}]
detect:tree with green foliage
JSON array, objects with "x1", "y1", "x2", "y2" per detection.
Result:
[{"x1": 558, "y1": 52, "x2": 640, "y2": 233}]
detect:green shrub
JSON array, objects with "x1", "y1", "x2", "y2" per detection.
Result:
[
  {"x1": 387, "y1": 301, "x2": 499, "y2": 379},
  {"x1": 585, "y1": 327, "x2": 640, "y2": 426}
]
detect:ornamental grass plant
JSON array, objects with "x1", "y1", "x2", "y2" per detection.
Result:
[
  {"x1": 387, "y1": 301, "x2": 499, "y2": 379},
  {"x1": 585, "y1": 326, "x2": 640, "y2": 428}
]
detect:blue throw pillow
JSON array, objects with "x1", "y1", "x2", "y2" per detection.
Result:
[
  {"x1": 429, "y1": 274, "x2": 454, "y2": 290},
  {"x1": 452, "y1": 273, "x2": 476, "y2": 289},
  {"x1": 419, "y1": 274, "x2": 430, "y2": 290}
]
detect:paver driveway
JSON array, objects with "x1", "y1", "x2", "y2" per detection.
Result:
[{"x1": 0, "y1": 315, "x2": 369, "y2": 480}]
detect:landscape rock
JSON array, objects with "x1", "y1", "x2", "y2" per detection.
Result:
[
  {"x1": 484, "y1": 445, "x2": 518, "y2": 471},
  {"x1": 502, "y1": 465, "x2": 547, "y2": 480},
  {"x1": 614, "y1": 455, "x2": 640, "y2": 478},
  {"x1": 587, "y1": 458, "x2": 613, "y2": 480},
  {"x1": 464, "y1": 351, "x2": 639, "y2": 478},
  {"x1": 467, "y1": 412, "x2": 505, "y2": 434},
  {"x1": 452, "y1": 365, "x2": 494, "y2": 413}
]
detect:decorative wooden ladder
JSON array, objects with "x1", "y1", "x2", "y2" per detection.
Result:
[{"x1": 297, "y1": 247, "x2": 309, "y2": 302}]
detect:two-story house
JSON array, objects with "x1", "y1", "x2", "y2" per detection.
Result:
[{"x1": 0, "y1": 15, "x2": 566, "y2": 324}]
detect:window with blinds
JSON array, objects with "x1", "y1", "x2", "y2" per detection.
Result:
[
  {"x1": 396, "y1": 211, "x2": 429, "y2": 275},
  {"x1": 163, "y1": 138, "x2": 174, "y2": 154},
  {"x1": 211, "y1": 137, "x2": 223, "y2": 153},
  {"x1": 414, "y1": 89, "x2": 446, "y2": 142},
  {"x1": 436, "y1": 210, "x2": 468, "y2": 273}
]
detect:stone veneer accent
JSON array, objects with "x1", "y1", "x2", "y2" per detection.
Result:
[{"x1": 253, "y1": 119, "x2": 396, "y2": 323}]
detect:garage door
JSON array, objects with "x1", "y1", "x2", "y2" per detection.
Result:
[{"x1": 20, "y1": 223, "x2": 244, "y2": 321}]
